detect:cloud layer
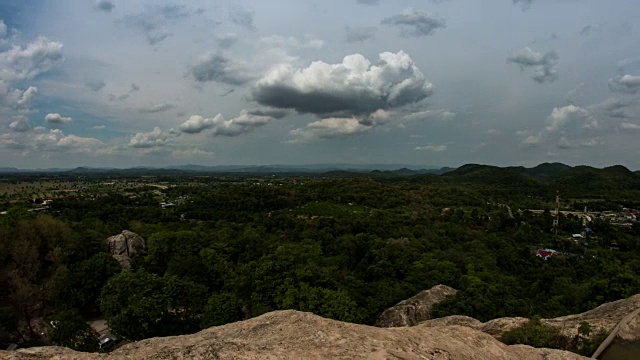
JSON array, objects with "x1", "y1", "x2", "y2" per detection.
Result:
[
  {"x1": 382, "y1": 9, "x2": 446, "y2": 37},
  {"x1": 507, "y1": 47, "x2": 559, "y2": 83}
]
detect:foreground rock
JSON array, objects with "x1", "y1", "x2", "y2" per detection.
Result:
[
  {"x1": 105, "y1": 230, "x2": 146, "y2": 269},
  {"x1": 376, "y1": 285, "x2": 457, "y2": 327},
  {"x1": 3, "y1": 310, "x2": 586, "y2": 359},
  {"x1": 420, "y1": 294, "x2": 640, "y2": 340}
]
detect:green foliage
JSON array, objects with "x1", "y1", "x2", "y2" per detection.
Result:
[
  {"x1": 49, "y1": 310, "x2": 99, "y2": 352},
  {"x1": 99, "y1": 271, "x2": 207, "y2": 340},
  {"x1": 201, "y1": 292, "x2": 243, "y2": 328}
]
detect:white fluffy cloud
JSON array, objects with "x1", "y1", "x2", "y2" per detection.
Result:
[
  {"x1": 253, "y1": 51, "x2": 433, "y2": 118},
  {"x1": 507, "y1": 47, "x2": 558, "y2": 83},
  {"x1": 0, "y1": 36, "x2": 63, "y2": 83},
  {"x1": 45, "y1": 113, "x2": 73, "y2": 125},
  {"x1": 34, "y1": 129, "x2": 103, "y2": 152},
  {"x1": 9, "y1": 117, "x2": 32, "y2": 132},
  {"x1": 415, "y1": 144, "x2": 447, "y2": 152},
  {"x1": 179, "y1": 110, "x2": 275, "y2": 136},
  {"x1": 0, "y1": 19, "x2": 7, "y2": 38},
  {"x1": 621, "y1": 122, "x2": 640, "y2": 130},
  {"x1": 608, "y1": 74, "x2": 640, "y2": 94},
  {"x1": 545, "y1": 105, "x2": 597, "y2": 132},
  {"x1": 289, "y1": 117, "x2": 371, "y2": 143},
  {"x1": 129, "y1": 127, "x2": 176, "y2": 148}
]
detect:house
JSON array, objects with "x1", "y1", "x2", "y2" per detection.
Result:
[{"x1": 536, "y1": 248, "x2": 558, "y2": 260}]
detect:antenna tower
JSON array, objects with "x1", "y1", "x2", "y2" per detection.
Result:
[{"x1": 552, "y1": 190, "x2": 560, "y2": 235}]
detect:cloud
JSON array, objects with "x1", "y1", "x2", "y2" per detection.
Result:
[
  {"x1": 129, "y1": 127, "x2": 176, "y2": 148},
  {"x1": 522, "y1": 135, "x2": 541, "y2": 147},
  {"x1": 591, "y1": 98, "x2": 635, "y2": 119},
  {"x1": 0, "y1": 36, "x2": 64, "y2": 83},
  {"x1": 34, "y1": 129, "x2": 103, "y2": 152},
  {"x1": 579, "y1": 25, "x2": 592, "y2": 36},
  {"x1": 253, "y1": 51, "x2": 434, "y2": 118},
  {"x1": 95, "y1": 1, "x2": 115, "y2": 12},
  {"x1": 345, "y1": 26, "x2": 377, "y2": 43},
  {"x1": 85, "y1": 80, "x2": 106, "y2": 92},
  {"x1": 545, "y1": 105, "x2": 597, "y2": 132},
  {"x1": 289, "y1": 117, "x2": 371, "y2": 142},
  {"x1": 381, "y1": 9, "x2": 446, "y2": 37},
  {"x1": 45, "y1": 113, "x2": 73, "y2": 125},
  {"x1": 507, "y1": 47, "x2": 559, "y2": 83},
  {"x1": 93, "y1": 125, "x2": 106, "y2": 130},
  {"x1": 9, "y1": 116, "x2": 31, "y2": 132},
  {"x1": 247, "y1": 108, "x2": 291, "y2": 119},
  {"x1": 179, "y1": 110, "x2": 275, "y2": 136},
  {"x1": 415, "y1": 144, "x2": 447, "y2": 152},
  {"x1": 230, "y1": 5, "x2": 255, "y2": 31},
  {"x1": 608, "y1": 74, "x2": 640, "y2": 94},
  {"x1": 138, "y1": 103, "x2": 176, "y2": 113},
  {"x1": 259, "y1": 35, "x2": 324, "y2": 50},
  {"x1": 190, "y1": 52, "x2": 254, "y2": 85},
  {"x1": 356, "y1": 0, "x2": 380, "y2": 5},
  {"x1": 621, "y1": 122, "x2": 640, "y2": 130},
  {"x1": 217, "y1": 33, "x2": 238, "y2": 49},
  {"x1": 124, "y1": 5, "x2": 191, "y2": 45},
  {"x1": 4, "y1": 86, "x2": 38, "y2": 109},
  {"x1": 513, "y1": 0, "x2": 534, "y2": 10}
]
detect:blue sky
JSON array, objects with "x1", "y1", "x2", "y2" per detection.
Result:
[{"x1": 1, "y1": 0, "x2": 639, "y2": 168}]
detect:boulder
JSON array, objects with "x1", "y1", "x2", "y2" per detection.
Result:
[
  {"x1": 106, "y1": 230, "x2": 146, "y2": 269},
  {"x1": 2, "y1": 310, "x2": 587, "y2": 359},
  {"x1": 376, "y1": 284, "x2": 457, "y2": 327}
]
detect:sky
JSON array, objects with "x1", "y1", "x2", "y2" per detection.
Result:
[{"x1": 1, "y1": 0, "x2": 639, "y2": 169}]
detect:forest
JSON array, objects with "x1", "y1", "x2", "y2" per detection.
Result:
[{"x1": 1, "y1": 163, "x2": 639, "y2": 354}]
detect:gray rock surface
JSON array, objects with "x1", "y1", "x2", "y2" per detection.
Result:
[
  {"x1": 376, "y1": 284, "x2": 457, "y2": 327},
  {"x1": 2, "y1": 310, "x2": 587, "y2": 359},
  {"x1": 106, "y1": 230, "x2": 146, "y2": 269}
]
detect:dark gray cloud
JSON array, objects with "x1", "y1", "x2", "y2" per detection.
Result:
[
  {"x1": 356, "y1": 0, "x2": 380, "y2": 5},
  {"x1": 230, "y1": 6, "x2": 255, "y2": 31},
  {"x1": 253, "y1": 51, "x2": 433, "y2": 118},
  {"x1": 85, "y1": 80, "x2": 105, "y2": 91},
  {"x1": 580, "y1": 25, "x2": 592, "y2": 36},
  {"x1": 95, "y1": 1, "x2": 115, "y2": 13},
  {"x1": 507, "y1": 47, "x2": 559, "y2": 83},
  {"x1": 513, "y1": 0, "x2": 534, "y2": 10},
  {"x1": 345, "y1": 26, "x2": 377, "y2": 43},
  {"x1": 608, "y1": 75, "x2": 640, "y2": 94},
  {"x1": 382, "y1": 9, "x2": 446, "y2": 37},
  {"x1": 190, "y1": 53, "x2": 253, "y2": 85},
  {"x1": 138, "y1": 103, "x2": 176, "y2": 113},
  {"x1": 248, "y1": 108, "x2": 290, "y2": 119},
  {"x1": 217, "y1": 33, "x2": 238, "y2": 49}
]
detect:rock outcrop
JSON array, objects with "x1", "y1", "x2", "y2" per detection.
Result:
[
  {"x1": 420, "y1": 294, "x2": 640, "y2": 340},
  {"x1": 2, "y1": 310, "x2": 587, "y2": 359},
  {"x1": 376, "y1": 284, "x2": 457, "y2": 327},
  {"x1": 106, "y1": 230, "x2": 146, "y2": 269}
]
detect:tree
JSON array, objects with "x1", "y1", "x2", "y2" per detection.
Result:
[
  {"x1": 100, "y1": 271, "x2": 207, "y2": 340},
  {"x1": 49, "y1": 310, "x2": 99, "y2": 352}
]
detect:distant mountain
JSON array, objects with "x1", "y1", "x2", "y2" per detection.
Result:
[{"x1": 527, "y1": 162, "x2": 572, "y2": 178}]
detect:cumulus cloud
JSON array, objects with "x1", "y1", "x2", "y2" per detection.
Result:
[
  {"x1": 591, "y1": 98, "x2": 635, "y2": 119},
  {"x1": 247, "y1": 108, "x2": 291, "y2": 119},
  {"x1": 45, "y1": 113, "x2": 73, "y2": 125},
  {"x1": 253, "y1": 51, "x2": 434, "y2": 118},
  {"x1": 138, "y1": 103, "x2": 176, "y2": 113},
  {"x1": 190, "y1": 53, "x2": 254, "y2": 85},
  {"x1": 381, "y1": 9, "x2": 446, "y2": 37},
  {"x1": 3, "y1": 86, "x2": 38, "y2": 109},
  {"x1": 621, "y1": 122, "x2": 640, "y2": 130},
  {"x1": 230, "y1": 5, "x2": 255, "y2": 31},
  {"x1": 129, "y1": 127, "x2": 176, "y2": 148},
  {"x1": 179, "y1": 110, "x2": 275, "y2": 136},
  {"x1": 345, "y1": 26, "x2": 377, "y2": 43},
  {"x1": 608, "y1": 74, "x2": 640, "y2": 94},
  {"x1": 522, "y1": 135, "x2": 541, "y2": 147},
  {"x1": 507, "y1": 47, "x2": 559, "y2": 83},
  {"x1": 0, "y1": 36, "x2": 64, "y2": 83},
  {"x1": 545, "y1": 105, "x2": 597, "y2": 132},
  {"x1": 289, "y1": 117, "x2": 371, "y2": 142},
  {"x1": 415, "y1": 144, "x2": 447, "y2": 152},
  {"x1": 34, "y1": 129, "x2": 103, "y2": 152},
  {"x1": 85, "y1": 80, "x2": 106, "y2": 92},
  {"x1": 357, "y1": 0, "x2": 380, "y2": 5},
  {"x1": 95, "y1": 1, "x2": 115, "y2": 12},
  {"x1": 9, "y1": 117, "x2": 31, "y2": 132}
]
